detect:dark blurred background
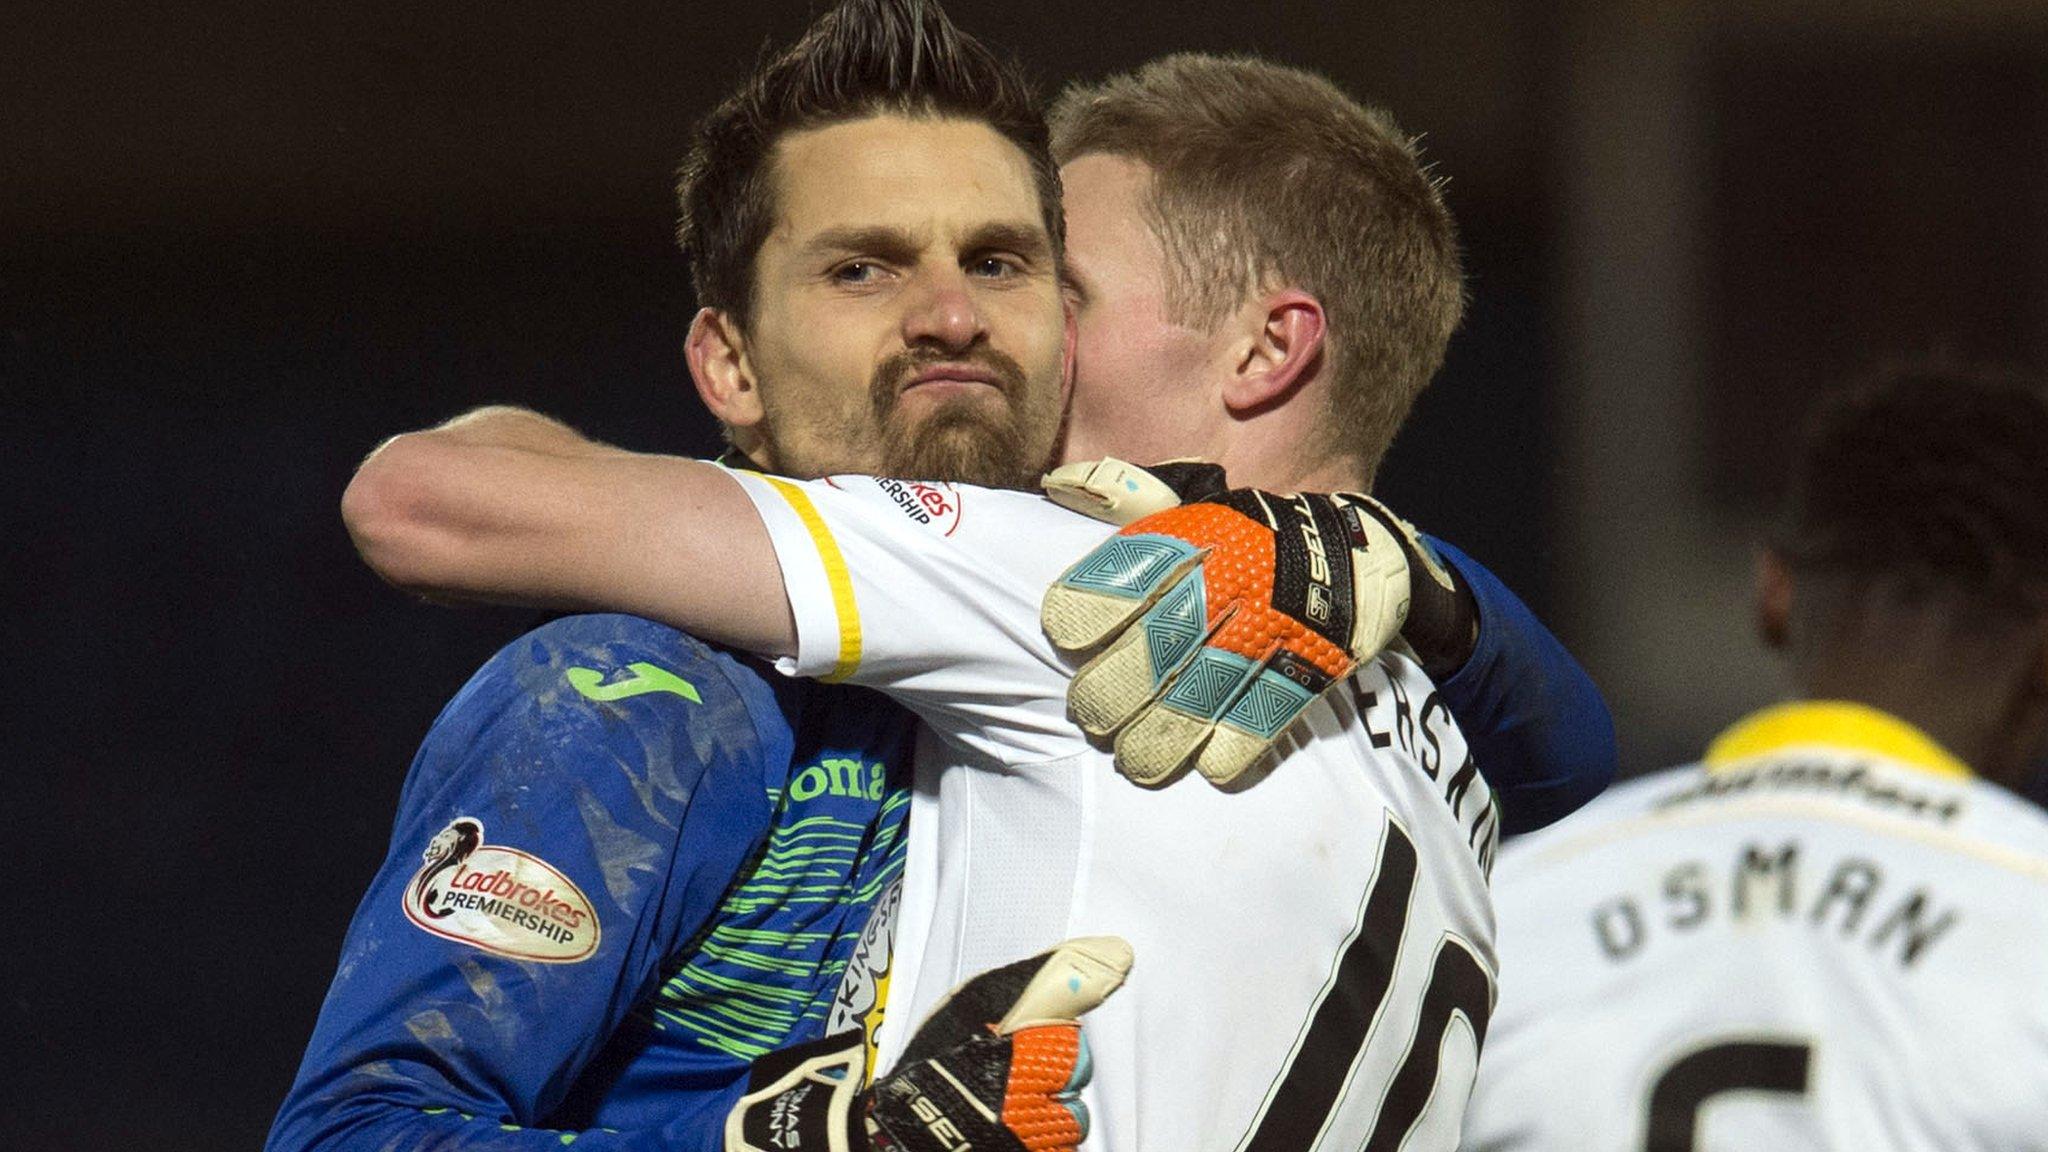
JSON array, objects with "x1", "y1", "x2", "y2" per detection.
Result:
[{"x1": 5, "y1": 1, "x2": 2046, "y2": 1146}]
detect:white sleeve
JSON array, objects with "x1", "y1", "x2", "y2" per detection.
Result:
[{"x1": 725, "y1": 469, "x2": 1106, "y2": 764}]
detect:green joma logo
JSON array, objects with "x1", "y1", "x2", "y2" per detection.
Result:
[
  {"x1": 566, "y1": 663, "x2": 702, "y2": 704},
  {"x1": 787, "y1": 757, "x2": 887, "y2": 801}
]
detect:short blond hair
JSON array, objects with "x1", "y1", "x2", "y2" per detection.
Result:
[{"x1": 1050, "y1": 55, "x2": 1464, "y2": 478}]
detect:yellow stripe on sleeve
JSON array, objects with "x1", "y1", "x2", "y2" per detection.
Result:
[{"x1": 757, "y1": 475, "x2": 862, "y2": 683}]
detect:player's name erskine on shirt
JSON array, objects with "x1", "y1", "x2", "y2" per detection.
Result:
[{"x1": 1352, "y1": 670, "x2": 1498, "y2": 871}]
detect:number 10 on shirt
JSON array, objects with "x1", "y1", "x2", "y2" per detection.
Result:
[{"x1": 1236, "y1": 820, "x2": 1495, "y2": 1152}]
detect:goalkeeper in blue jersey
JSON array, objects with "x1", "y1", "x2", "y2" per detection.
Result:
[
  {"x1": 269, "y1": 608, "x2": 1130, "y2": 1152},
  {"x1": 267, "y1": 615, "x2": 918, "y2": 1152},
  {"x1": 276, "y1": 2, "x2": 1616, "y2": 1150}
]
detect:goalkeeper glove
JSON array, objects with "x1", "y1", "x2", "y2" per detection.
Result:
[
  {"x1": 1041, "y1": 458, "x2": 1474, "y2": 787},
  {"x1": 726, "y1": 935, "x2": 1132, "y2": 1152}
]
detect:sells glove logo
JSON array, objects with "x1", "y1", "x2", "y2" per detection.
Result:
[
  {"x1": 403, "y1": 818, "x2": 600, "y2": 963},
  {"x1": 1292, "y1": 496, "x2": 1336, "y2": 626}
]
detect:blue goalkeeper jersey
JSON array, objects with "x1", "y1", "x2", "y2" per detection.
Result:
[{"x1": 267, "y1": 613, "x2": 914, "y2": 1152}]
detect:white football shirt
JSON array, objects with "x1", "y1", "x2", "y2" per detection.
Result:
[
  {"x1": 729, "y1": 471, "x2": 1501, "y2": 1152},
  {"x1": 1462, "y1": 701, "x2": 2048, "y2": 1151}
]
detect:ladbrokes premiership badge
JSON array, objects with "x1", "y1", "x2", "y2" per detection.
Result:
[{"x1": 403, "y1": 818, "x2": 600, "y2": 963}]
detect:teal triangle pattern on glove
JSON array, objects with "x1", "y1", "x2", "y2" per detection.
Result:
[
  {"x1": 1159, "y1": 648, "x2": 1260, "y2": 719},
  {"x1": 1222, "y1": 670, "x2": 1320, "y2": 740},
  {"x1": 1139, "y1": 573, "x2": 1209, "y2": 688},
  {"x1": 1063, "y1": 535, "x2": 1201, "y2": 599}
]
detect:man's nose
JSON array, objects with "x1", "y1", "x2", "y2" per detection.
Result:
[{"x1": 902, "y1": 266, "x2": 985, "y2": 351}]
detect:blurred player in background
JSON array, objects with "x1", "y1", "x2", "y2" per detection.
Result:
[
  {"x1": 1461, "y1": 366, "x2": 2048, "y2": 1151},
  {"x1": 342, "y1": 17, "x2": 1617, "y2": 1150}
]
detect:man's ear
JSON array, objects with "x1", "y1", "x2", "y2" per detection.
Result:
[
  {"x1": 687, "y1": 308, "x2": 764, "y2": 429},
  {"x1": 1223, "y1": 289, "x2": 1325, "y2": 414},
  {"x1": 1756, "y1": 547, "x2": 1794, "y2": 651},
  {"x1": 1060, "y1": 298, "x2": 1079, "y2": 406}
]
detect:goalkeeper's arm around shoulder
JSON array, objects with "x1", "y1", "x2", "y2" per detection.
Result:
[{"x1": 341, "y1": 404, "x2": 795, "y2": 657}]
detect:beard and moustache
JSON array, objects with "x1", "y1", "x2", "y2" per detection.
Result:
[
  {"x1": 867, "y1": 346, "x2": 1063, "y2": 490},
  {"x1": 748, "y1": 345, "x2": 1065, "y2": 487}
]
